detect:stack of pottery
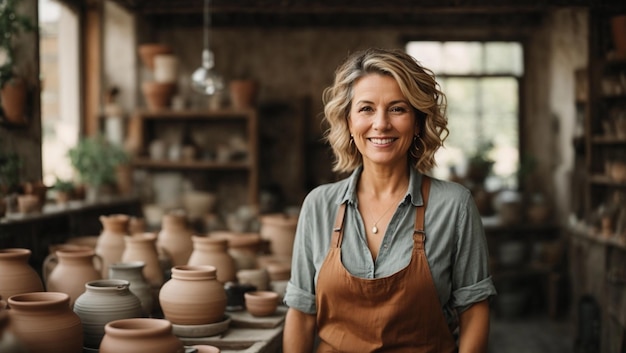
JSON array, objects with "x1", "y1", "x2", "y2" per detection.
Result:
[
  {"x1": 157, "y1": 212, "x2": 194, "y2": 267},
  {"x1": 188, "y1": 236, "x2": 237, "y2": 283},
  {"x1": 259, "y1": 213, "x2": 298, "y2": 258},
  {"x1": 139, "y1": 43, "x2": 177, "y2": 111},
  {"x1": 211, "y1": 231, "x2": 261, "y2": 271},
  {"x1": 159, "y1": 265, "x2": 227, "y2": 326},
  {"x1": 99, "y1": 318, "x2": 184, "y2": 353},
  {"x1": 0, "y1": 248, "x2": 44, "y2": 300},
  {"x1": 7, "y1": 292, "x2": 83, "y2": 353},
  {"x1": 122, "y1": 232, "x2": 164, "y2": 288},
  {"x1": 109, "y1": 262, "x2": 154, "y2": 316},
  {"x1": 44, "y1": 246, "x2": 103, "y2": 308},
  {"x1": 73, "y1": 279, "x2": 144, "y2": 350},
  {"x1": 96, "y1": 214, "x2": 131, "y2": 278}
]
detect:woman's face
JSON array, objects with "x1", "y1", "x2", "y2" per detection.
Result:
[{"x1": 348, "y1": 73, "x2": 418, "y2": 169}]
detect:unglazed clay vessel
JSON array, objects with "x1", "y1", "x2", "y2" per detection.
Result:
[
  {"x1": 7, "y1": 292, "x2": 83, "y2": 353},
  {"x1": 159, "y1": 265, "x2": 227, "y2": 325},
  {"x1": 73, "y1": 279, "x2": 144, "y2": 349},
  {"x1": 96, "y1": 214, "x2": 131, "y2": 278},
  {"x1": 244, "y1": 291, "x2": 279, "y2": 317},
  {"x1": 259, "y1": 213, "x2": 298, "y2": 258},
  {"x1": 157, "y1": 212, "x2": 193, "y2": 266},
  {"x1": 0, "y1": 248, "x2": 44, "y2": 300},
  {"x1": 188, "y1": 236, "x2": 236, "y2": 283},
  {"x1": 122, "y1": 232, "x2": 164, "y2": 288},
  {"x1": 99, "y1": 318, "x2": 184, "y2": 353}
]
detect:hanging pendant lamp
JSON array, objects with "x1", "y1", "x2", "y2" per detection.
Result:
[{"x1": 191, "y1": 0, "x2": 224, "y2": 95}]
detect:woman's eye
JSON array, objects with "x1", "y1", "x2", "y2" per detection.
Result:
[
  {"x1": 358, "y1": 106, "x2": 373, "y2": 112},
  {"x1": 390, "y1": 106, "x2": 407, "y2": 113}
]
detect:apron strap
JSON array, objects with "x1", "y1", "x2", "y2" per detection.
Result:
[
  {"x1": 414, "y1": 176, "x2": 431, "y2": 249},
  {"x1": 331, "y1": 202, "x2": 347, "y2": 248}
]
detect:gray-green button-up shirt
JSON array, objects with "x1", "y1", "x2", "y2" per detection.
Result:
[{"x1": 284, "y1": 167, "x2": 496, "y2": 326}]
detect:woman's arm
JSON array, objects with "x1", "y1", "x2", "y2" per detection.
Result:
[
  {"x1": 283, "y1": 307, "x2": 317, "y2": 353},
  {"x1": 457, "y1": 299, "x2": 490, "y2": 353}
]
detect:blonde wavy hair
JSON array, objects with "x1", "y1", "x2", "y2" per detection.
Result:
[{"x1": 322, "y1": 47, "x2": 448, "y2": 174}]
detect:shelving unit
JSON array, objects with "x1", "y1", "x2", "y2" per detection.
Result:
[{"x1": 128, "y1": 108, "x2": 259, "y2": 215}]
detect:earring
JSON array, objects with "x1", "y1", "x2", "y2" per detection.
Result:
[
  {"x1": 349, "y1": 134, "x2": 354, "y2": 147},
  {"x1": 410, "y1": 135, "x2": 421, "y2": 159}
]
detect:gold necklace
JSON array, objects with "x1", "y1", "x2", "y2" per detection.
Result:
[{"x1": 369, "y1": 193, "x2": 405, "y2": 234}]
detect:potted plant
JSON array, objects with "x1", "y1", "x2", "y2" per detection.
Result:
[
  {"x1": 51, "y1": 178, "x2": 75, "y2": 204},
  {"x1": 67, "y1": 135, "x2": 129, "y2": 201},
  {"x1": 0, "y1": 0, "x2": 36, "y2": 124}
]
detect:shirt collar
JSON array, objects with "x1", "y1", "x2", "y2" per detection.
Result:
[{"x1": 335, "y1": 166, "x2": 425, "y2": 207}]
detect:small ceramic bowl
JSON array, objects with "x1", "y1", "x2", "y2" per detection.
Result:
[
  {"x1": 244, "y1": 291, "x2": 279, "y2": 317},
  {"x1": 186, "y1": 344, "x2": 221, "y2": 353}
]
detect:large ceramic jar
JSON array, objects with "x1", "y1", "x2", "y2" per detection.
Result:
[
  {"x1": 7, "y1": 292, "x2": 83, "y2": 353},
  {"x1": 109, "y1": 261, "x2": 154, "y2": 316},
  {"x1": 99, "y1": 318, "x2": 184, "y2": 353},
  {"x1": 159, "y1": 265, "x2": 227, "y2": 325},
  {"x1": 0, "y1": 248, "x2": 44, "y2": 300},
  {"x1": 96, "y1": 214, "x2": 131, "y2": 278},
  {"x1": 259, "y1": 213, "x2": 298, "y2": 258},
  {"x1": 73, "y1": 279, "x2": 144, "y2": 349},
  {"x1": 122, "y1": 232, "x2": 164, "y2": 288},
  {"x1": 44, "y1": 247, "x2": 103, "y2": 308},
  {"x1": 188, "y1": 236, "x2": 236, "y2": 283},
  {"x1": 157, "y1": 212, "x2": 193, "y2": 267}
]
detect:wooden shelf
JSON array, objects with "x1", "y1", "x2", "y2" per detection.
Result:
[
  {"x1": 131, "y1": 158, "x2": 252, "y2": 170},
  {"x1": 591, "y1": 135, "x2": 626, "y2": 144}
]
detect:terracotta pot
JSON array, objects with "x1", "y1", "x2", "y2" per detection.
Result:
[
  {"x1": 129, "y1": 216, "x2": 147, "y2": 235},
  {"x1": 44, "y1": 247, "x2": 103, "y2": 308},
  {"x1": 211, "y1": 231, "x2": 261, "y2": 270},
  {"x1": 73, "y1": 279, "x2": 145, "y2": 349},
  {"x1": 236, "y1": 268, "x2": 270, "y2": 291},
  {"x1": 142, "y1": 81, "x2": 177, "y2": 111},
  {"x1": 188, "y1": 236, "x2": 237, "y2": 283},
  {"x1": 0, "y1": 248, "x2": 44, "y2": 300},
  {"x1": 7, "y1": 292, "x2": 83, "y2": 353},
  {"x1": 182, "y1": 191, "x2": 217, "y2": 222},
  {"x1": 108, "y1": 261, "x2": 154, "y2": 317},
  {"x1": 66, "y1": 235, "x2": 99, "y2": 249},
  {"x1": 159, "y1": 265, "x2": 227, "y2": 325},
  {"x1": 265, "y1": 260, "x2": 291, "y2": 282},
  {"x1": 138, "y1": 44, "x2": 174, "y2": 71},
  {"x1": 17, "y1": 194, "x2": 40, "y2": 214},
  {"x1": 244, "y1": 291, "x2": 279, "y2": 317},
  {"x1": 96, "y1": 214, "x2": 130, "y2": 278},
  {"x1": 0, "y1": 77, "x2": 27, "y2": 125},
  {"x1": 99, "y1": 318, "x2": 184, "y2": 353},
  {"x1": 259, "y1": 213, "x2": 298, "y2": 258},
  {"x1": 229, "y1": 79, "x2": 258, "y2": 109},
  {"x1": 122, "y1": 232, "x2": 164, "y2": 288},
  {"x1": 157, "y1": 212, "x2": 194, "y2": 267},
  {"x1": 154, "y1": 54, "x2": 179, "y2": 83}
]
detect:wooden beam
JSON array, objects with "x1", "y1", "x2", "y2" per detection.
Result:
[{"x1": 83, "y1": 0, "x2": 102, "y2": 136}]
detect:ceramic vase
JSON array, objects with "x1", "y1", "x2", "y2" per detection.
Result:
[
  {"x1": 0, "y1": 77, "x2": 27, "y2": 125},
  {"x1": 99, "y1": 318, "x2": 184, "y2": 353},
  {"x1": 44, "y1": 247, "x2": 103, "y2": 308},
  {"x1": 96, "y1": 214, "x2": 131, "y2": 278},
  {"x1": 0, "y1": 248, "x2": 44, "y2": 300},
  {"x1": 159, "y1": 265, "x2": 227, "y2": 325},
  {"x1": 7, "y1": 292, "x2": 83, "y2": 353},
  {"x1": 211, "y1": 231, "x2": 261, "y2": 270},
  {"x1": 122, "y1": 232, "x2": 164, "y2": 288},
  {"x1": 157, "y1": 212, "x2": 193, "y2": 267},
  {"x1": 229, "y1": 79, "x2": 258, "y2": 109},
  {"x1": 188, "y1": 236, "x2": 237, "y2": 283},
  {"x1": 109, "y1": 261, "x2": 154, "y2": 316},
  {"x1": 138, "y1": 43, "x2": 173, "y2": 71},
  {"x1": 73, "y1": 279, "x2": 145, "y2": 349},
  {"x1": 259, "y1": 213, "x2": 298, "y2": 258}
]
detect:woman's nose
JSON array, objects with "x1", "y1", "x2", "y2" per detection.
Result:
[{"x1": 373, "y1": 110, "x2": 390, "y2": 130}]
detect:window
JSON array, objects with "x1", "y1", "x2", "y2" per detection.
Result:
[
  {"x1": 39, "y1": 0, "x2": 80, "y2": 186},
  {"x1": 406, "y1": 41, "x2": 523, "y2": 190}
]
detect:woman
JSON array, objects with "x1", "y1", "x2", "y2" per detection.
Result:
[{"x1": 283, "y1": 47, "x2": 496, "y2": 353}]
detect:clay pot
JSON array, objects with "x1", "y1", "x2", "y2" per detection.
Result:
[
  {"x1": 138, "y1": 44, "x2": 173, "y2": 70},
  {"x1": 0, "y1": 248, "x2": 44, "y2": 300},
  {"x1": 154, "y1": 54, "x2": 179, "y2": 83},
  {"x1": 129, "y1": 216, "x2": 147, "y2": 235},
  {"x1": 44, "y1": 247, "x2": 103, "y2": 308},
  {"x1": 99, "y1": 318, "x2": 184, "y2": 353},
  {"x1": 188, "y1": 236, "x2": 237, "y2": 283},
  {"x1": 237, "y1": 268, "x2": 270, "y2": 291},
  {"x1": 259, "y1": 213, "x2": 298, "y2": 258},
  {"x1": 17, "y1": 194, "x2": 40, "y2": 214},
  {"x1": 142, "y1": 81, "x2": 177, "y2": 111},
  {"x1": 211, "y1": 231, "x2": 261, "y2": 270},
  {"x1": 66, "y1": 235, "x2": 99, "y2": 249},
  {"x1": 244, "y1": 291, "x2": 279, "y2": 317},
  {"x1": 157, "y1": 212, "x2": 194, "y2": 267},
  {"x1": 96, "y1": 214, "x2": 131, "y2": 278},
  {"x1": 109, "y1": 261, "x2": 155, "y2": 317},
  {"x1": 73, "y1": 279, "x2": 145, "y2": 349},
  {"x1": 0, "y1": 77, "x2": 27, "y2": 125},
  {"x1": 182, "y1": 191, "x2": 217, "y2": 222},
  {"x1": 229, "y1": 79, "x2": 258, "y2": 109},
  {"x1": 265, "y1": 261, "x2": 291, "y2": 282},
  {"x1": 122, "y1": 232, "x2": 164, "y2": 288},
  {"x1": 159, "y1": 265, "x2": 227, "y2": 325},
  {"x1": 611, "y1": 15, "x2": 626, "y2": 59},
  {"x1": 192, "y1": 345, "x2": 221, "y2": 353},
  {"x1": 7, "y1": 292, "x2": 83, "y2": 353}
]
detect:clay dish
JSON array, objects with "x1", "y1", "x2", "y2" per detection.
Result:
[{"x1": 244, "y1": 291, "x2": 279, "y2": 317}]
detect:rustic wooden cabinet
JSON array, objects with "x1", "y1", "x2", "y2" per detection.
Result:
[{"x1": 128, "y1": 109, "x2": 259, "y2": 216}]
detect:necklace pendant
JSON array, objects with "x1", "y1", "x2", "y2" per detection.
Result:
[{"x1": 372, "y1": 225, "x2": 378, "y2": 234}]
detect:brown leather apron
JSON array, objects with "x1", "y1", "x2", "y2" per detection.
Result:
[{"x1": 315, "y1": 176, "x2": 458, "y2": 353}]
